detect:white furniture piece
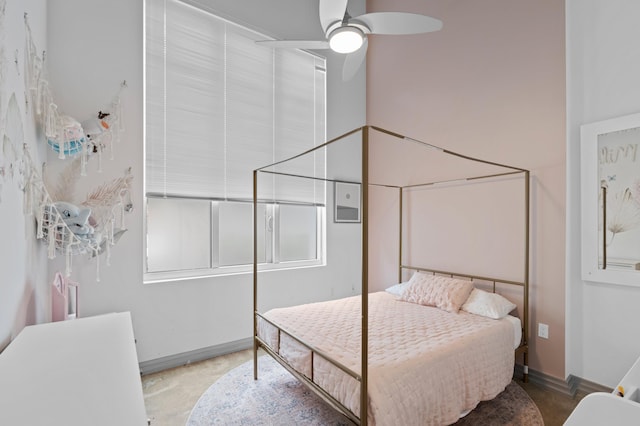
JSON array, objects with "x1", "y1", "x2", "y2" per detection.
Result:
[
  {"x1": 564, "y1": 355, "x2": 640, "y2": 425},
  {"x1": 0, "y1": 312, "x2": 148, "y2": 426}
]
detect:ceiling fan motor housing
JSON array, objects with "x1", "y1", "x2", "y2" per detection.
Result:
[{"x1": 328, "y1": 26, "x2": 366, "y2": 54}]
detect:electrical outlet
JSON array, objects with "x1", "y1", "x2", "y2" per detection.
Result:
[{"x1": 538, "y1": 323, "x2": 549, "y2": 339}]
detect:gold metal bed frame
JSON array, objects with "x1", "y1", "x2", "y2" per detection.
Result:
[{"x1": 253, "y1": 125, "x2": 530, "y2": 425}]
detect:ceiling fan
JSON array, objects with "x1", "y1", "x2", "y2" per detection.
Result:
[{"x1": 256, "y1": 0, "x2": 443, "y2": 81}]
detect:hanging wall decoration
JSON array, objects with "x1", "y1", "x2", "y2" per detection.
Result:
[
  {"x1": 42, "y1": 82, "x2": 126, "y2": 174},
  {"x1": 24, "y1": 13, "x2": 126, "y2": 173},
  {"x1": 5, "y1": 93, "x2": 27, "y2": 187},
  {"x1": 19, "y1": 149, "x2": 135, "y2": 280},
  {"x1": 36, "y1": 111, "x2": 134, "y2": 282},
  {"x1": 24, "y1": 13, "x2": 51, "y2": 123},
  {"x1": 19, "y1": 13, "x2": 134, "y2": 281},
  {"x1": 1, "y1": 93, "x2": 29, "y2": 204}
]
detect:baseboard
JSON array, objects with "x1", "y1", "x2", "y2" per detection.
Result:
[
  {"x1": 515, "y1": 364, "x2": 612, "y2": 397},
  {"x1": 139, "y1": 337, "x2": 253, "y2": 375},
  {"x1": 515, "y1": 364, "x2": 573, "y2": 395},
  {"x1": 567, "y1": 374, "x2": 613, "y2": 396}
]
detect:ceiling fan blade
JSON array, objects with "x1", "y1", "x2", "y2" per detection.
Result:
[
  {"x1": 342, "y1": 38, "x2": 368, "y2": 81},
  {"x1": 256, "y1": 40, "x2": 330, "y2": 50},
  {"x1": 351, "y1": 12, "x2": 443, "y2": 35},
  {"x1": 319, "y1": 0, "x2": 348, "y2": 33}
]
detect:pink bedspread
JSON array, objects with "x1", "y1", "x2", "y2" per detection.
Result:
[{"x1": 258, "y1": 291, "x2": 515, "y2": 426}]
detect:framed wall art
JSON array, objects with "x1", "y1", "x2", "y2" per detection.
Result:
[
  {"x1": 581, "y1": 112, "x2": 640, "y2": 286},
  {"x1": 334, "y1": 181, "x2": 361, "y2": 223}
]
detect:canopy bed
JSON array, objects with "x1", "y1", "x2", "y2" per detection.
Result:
[{"x1": 252, "y1": 125, "x2": 530, "y2": 425}]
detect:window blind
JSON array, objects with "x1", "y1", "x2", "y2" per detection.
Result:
[{"x1": 145, "y1": 0, "x2": 326, "y2": 204}]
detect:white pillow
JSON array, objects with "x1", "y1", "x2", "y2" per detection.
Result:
[
  {"x1": 385, "y1": 281, "x2": 409, "y2": 297},
  {"x1": 461, "y1": 288, "x2": 516, "y2": 319}
]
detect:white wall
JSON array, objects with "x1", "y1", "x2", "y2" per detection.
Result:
[
  {"x1": 566, "y1": 0, "x2": 640, "y2": 387},
  {"x1": 0, "y1": 0, "x2": 48, "y2": 352},
  {"x1": 46, "y1": 0, "x2": 365, "y2": 363}
]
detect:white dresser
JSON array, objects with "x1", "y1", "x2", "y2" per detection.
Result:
[
  {"x1": 564, "y1": 355, "x2": 640, "y2": 425},
  {"x1": 0, "y1": 312, "x2": 148, "y2": 426}
]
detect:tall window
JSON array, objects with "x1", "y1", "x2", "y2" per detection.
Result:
[{"x1": 145, "y1": 0, "x2": 326, "y2": 281}]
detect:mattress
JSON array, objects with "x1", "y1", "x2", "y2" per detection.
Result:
[{"x1": 257, "y1": 291, "x2": 518, "y2": 426}]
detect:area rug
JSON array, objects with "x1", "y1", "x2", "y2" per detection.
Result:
[{"x1": 187, "y1": 356, "x2": 543, "y2": 425}]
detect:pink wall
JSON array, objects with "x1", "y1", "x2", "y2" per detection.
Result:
[{"x1": 366, "y1": 0, "x2": 566, "y2": 378}]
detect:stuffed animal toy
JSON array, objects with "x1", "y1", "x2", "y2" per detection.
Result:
[
  {"x1": 81, "y1": 111, "x2": 111, "y2": 153},
  {"x1": 50, "y1": 201, "x2": 95, "y2": 240},
  {"x1": 81, "y1": 111, "x2": 110, "y2": 140}
]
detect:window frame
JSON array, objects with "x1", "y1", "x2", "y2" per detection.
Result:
[{"x1": 144, "y1": 197, "x2": 326, "y2": 284}]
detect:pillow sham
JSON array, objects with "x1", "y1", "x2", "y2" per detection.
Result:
[
  {"x1": 399, "y1": 272, "x2": 474, "y2": 313},
  {"x1": 461, "y1": 288, "x2": 516, "y2": 319}
]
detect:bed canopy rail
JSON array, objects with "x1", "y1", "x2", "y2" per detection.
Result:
[
  {"x1": 253, "y1": 125, "x2": 530, "y2": 425},
  {"x1": 401, "y1": 265, "x2": 526, "y2": 289}
]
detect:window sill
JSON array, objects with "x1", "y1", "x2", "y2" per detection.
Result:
[{"x1": 143, "y1": 260, "x2": 325, "y2": 284}]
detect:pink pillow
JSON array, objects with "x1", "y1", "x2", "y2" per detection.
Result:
[{"x1": 400, "y1": 272, "x2": 474, "y2": 313}]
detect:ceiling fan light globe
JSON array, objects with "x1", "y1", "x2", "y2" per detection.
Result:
[{"x1": 329, "y1": 27, "x2": 364, "y2": 54}]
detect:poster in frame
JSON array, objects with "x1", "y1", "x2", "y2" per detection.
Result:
[
  {"x1": 581, "y1": 112, "x2": 640, "y2": 286},
  {"x1": 334, "y1": 181, "x2": 361, "y2": 223}
]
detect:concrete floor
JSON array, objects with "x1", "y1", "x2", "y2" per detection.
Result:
[
  {"x1": 142, "y1": 349, "x2": 584, "y2": 426},
  {"x1": 517, "y1": 380, "x2": 586, "y2": 426}
]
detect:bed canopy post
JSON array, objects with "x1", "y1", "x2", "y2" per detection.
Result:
[
  {"x1": 523, "y1": 170, "x2": 530, "y2": 382},
  {"x1": 253, "y1": 169, "x2": 258, "y2": 380},
  {"x1": 398, "y1": 187, "x2": 403, "y2": 284},
  {"x1": 361, "y1": 126, "x2": 370, "y2": 426}
]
